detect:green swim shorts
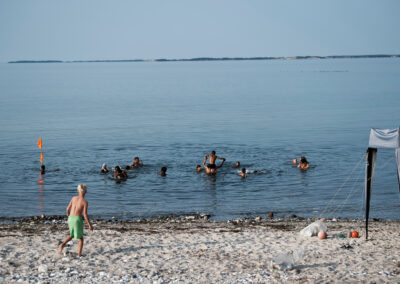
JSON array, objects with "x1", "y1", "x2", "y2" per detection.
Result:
[{"x1": 68, "y1": 216, "x2": 84, "y2": 239}]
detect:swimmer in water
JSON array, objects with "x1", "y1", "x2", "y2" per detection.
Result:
[
  {"x1": 203, "y1": 151, "x2": 226, "y2": 171},
  {"x1": 158, "y1": 166, "x2": 167, "y2": 176},
  {"x1": 101, "y1": 163, "x2": 109, "y2": 174},
  {"x1": 233, "y1": 161, "x2": 241, "y2": 168},
  {"x1": 196, "y1": 165, "x2": 202, "y2": 172},
  {"x1": 239, "y1": 168, "x2": 248, "y2": 178},
  {"x1": 114, "y1": 166, "x2": 128, "y2": 179},
  {"x1": 203, "y1": 156, "x2": 225, "y2": 175},
  {"x1": 131, "y1": 157, "x2": 143, "y2": 168},
  {"x1": 298, "y1": 156, "x2": 310, "y2": 170},
  {"x1": 40, "y1": 165, "x2": 46, "y2": 175}
]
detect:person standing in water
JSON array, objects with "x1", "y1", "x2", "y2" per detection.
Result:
[
  {"x1": 203, "y1": 156, "x2": 225, "y2": 175},
  {"x1": 130, "y1": 157, "x2": 143, "y2": 168},
  {"x1": 203, "y1": 151, "x2": 226, "y2": 170},
  {"x1": 298, "y1": 156, "x2": 310, "y2": 170},
  {"x1": 58, "y1": 184, "x2": 93, "y2": 257},
  {"x1": 158, "y1": 166, "x2": 167, "y2": 176},
  {"x1": 114, "y1": 166, "x2": 128, "y2": 179}
]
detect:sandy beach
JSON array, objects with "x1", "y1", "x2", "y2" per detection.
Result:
[{"x1": 0, "y1": 216, "x2": 399, "y2": 283}]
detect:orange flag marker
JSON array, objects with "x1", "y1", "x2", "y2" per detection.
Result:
[{"x1": 37, "y1": 137, "x2": 43, "y2": 149}]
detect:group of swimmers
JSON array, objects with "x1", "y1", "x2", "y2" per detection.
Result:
[{"x1": 98, "y1": 151, "x2": 310, "y2": 181}]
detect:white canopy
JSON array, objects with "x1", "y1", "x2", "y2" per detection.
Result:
[
  {"x1": 365, "y1": 127, "x2": 400, "y2": 239},
  {"x1": 368, "y1": 128, "x2": 400, "y2": 181},
  {"x1": 369, "y1": 128, "x2": 400, "y2": 148}
]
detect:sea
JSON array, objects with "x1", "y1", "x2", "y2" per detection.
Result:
[{"x1": 0, "y1": 58, "x2": 399, "y2": 221}]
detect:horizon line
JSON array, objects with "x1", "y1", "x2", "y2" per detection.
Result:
[{"x1": 7, "y1": 53, "x2": 400, "y2": 64}]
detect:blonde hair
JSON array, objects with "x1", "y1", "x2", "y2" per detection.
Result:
[{"x1": 77, "y1": 184, "x2": 87, "y2": 194}]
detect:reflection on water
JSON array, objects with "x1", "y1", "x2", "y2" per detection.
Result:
[{"x1": 38, "y1": 174, "x2": 45, "y2": 215}]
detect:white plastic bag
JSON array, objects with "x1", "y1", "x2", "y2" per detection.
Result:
[
  {"x1": 271, "y1": 248, "x2": 304, "y2": 271},
  {"x1": 300, "y1": 220, "x2": 327, "y2": 237}
]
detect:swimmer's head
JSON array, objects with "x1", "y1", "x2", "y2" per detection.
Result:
[
  {"x1": 300, "y1": 156, "x2": 308, "y2": 163},
  {"x1": 235, "y1": 161, "x2": 240, "y2": 167},
  {"x1": 102, "y1": 163, "x2": 107, "y2": 169},
  {"x1": 134, "y1": 157, "x2": 139, "y2": 161},
  {"x1": 196, "y1": 165, "x2": 202, "y2": 172},
  {"x1": 241, "y1": 168, "x2": 246, "y2": 173},
  {"x1": 161, "y1": 166, "x2": 167, "y2": 172},
  {"x1": 115, "y1": 166, "x2": 121, "y2": 173},
  {"x1": 77, "y1": 184, "x2": 87, "y2": 194},
  {"x1": 211, "y1": 151, "x2": 216, "y2": 155}
]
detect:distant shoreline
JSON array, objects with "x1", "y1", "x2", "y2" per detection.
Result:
[{"x1": 8, "y1": 54, "x2": 400, "y2": 64}]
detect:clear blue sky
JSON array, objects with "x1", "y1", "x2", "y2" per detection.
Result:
[{"x1": 0, "y1": 0, "x2": 399, "y2": 61}]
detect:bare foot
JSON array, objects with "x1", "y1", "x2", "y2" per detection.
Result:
[{"x1": 58, "y1": 245, "x2": 63, "y2": 254}]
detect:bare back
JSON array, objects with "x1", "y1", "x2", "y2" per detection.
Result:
[
  {"x1": 68, "y1": 196, "x2": 88, "y2": 216},
  {"x1": 208, "y1": 154, "x2": 217, "y2": 164}
]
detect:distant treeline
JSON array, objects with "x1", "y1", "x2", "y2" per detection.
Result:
[{"x1": 8, "y1": 54, "x2": 400, "y2": 64}]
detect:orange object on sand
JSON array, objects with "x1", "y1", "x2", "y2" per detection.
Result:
[
  {"x1": 351, "y1": 231, "x2": 359, "y2": 238},
  {"x1": 37, "y1": 137, "x2": 42, "y2": 149}
]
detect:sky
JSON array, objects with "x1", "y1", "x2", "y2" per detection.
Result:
[{"x1": 0, "y1": 0, "x2": 399, "y2": 62}]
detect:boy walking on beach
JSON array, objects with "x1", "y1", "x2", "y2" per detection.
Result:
[{"x1": 58, "y1": 184, "x2": 93, "y2": 257}]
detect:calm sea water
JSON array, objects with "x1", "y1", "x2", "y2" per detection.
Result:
[{"x1": 0, "y1": 59, "x2": 399, "y2": 220}]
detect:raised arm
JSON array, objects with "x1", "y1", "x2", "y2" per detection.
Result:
[
  {"x1": 217, "y1": 158, "x2": 226, "y2": 168},
  {"x1": 66, "y1": 199, "x2": 72, "y2": 216},
  {"x1": 216, "y1": 155, "x2": 225, "y2": 160},
  {"x1": 83, "y1": 201, "x2": 93, "y2": 231}
]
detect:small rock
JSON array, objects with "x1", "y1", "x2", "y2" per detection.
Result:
[
  {"x1": 99, "y1": 271, "x2": 107, "y2": 278},
  {"x1": 200, "y1": 213, "x2": 210, "y2": 220},
  {"x1": 38, "y1": 264, "x2": 48, "y2": 274}
]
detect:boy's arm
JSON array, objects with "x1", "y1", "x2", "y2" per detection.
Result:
[
  {"x1": 83, "y1": 201, "x2": 93, "y2": 231},
  {"x1": 203, "y1": 154, "x2": 209, "y2": 165},
  {"x1": 217, "y1": 158, "x2": 226, "y2": 168},
  {"x1": 66, "y1": 199, "x2": 72, "y2": 216}
]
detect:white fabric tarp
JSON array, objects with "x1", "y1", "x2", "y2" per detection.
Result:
[
  {"x1": 368, "y1": 127, "x2": 400, "y2": 192},
  {"x1": 369, "y1": 128, "x2": 400, "y2": 148}
]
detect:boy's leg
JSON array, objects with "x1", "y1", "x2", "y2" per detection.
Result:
[
  {"x1": 78, "y1": 238, "x2": 84, "y2": 257},
  {"x1": 58, "y1": 236, "x2": 73, "y2": 254}
]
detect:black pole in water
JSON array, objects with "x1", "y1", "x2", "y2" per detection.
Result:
[{"x1": 365, "y1": 147, "x2": 377, "y2": 240}]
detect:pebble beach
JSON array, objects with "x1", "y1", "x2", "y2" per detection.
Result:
[{"x1": 1, "y1": 216, "x2": 399, "y2": 283}]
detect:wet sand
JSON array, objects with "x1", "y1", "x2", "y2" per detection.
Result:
[{"x1": 0, "y1": 216, "x2": 399, "y2": 283}]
